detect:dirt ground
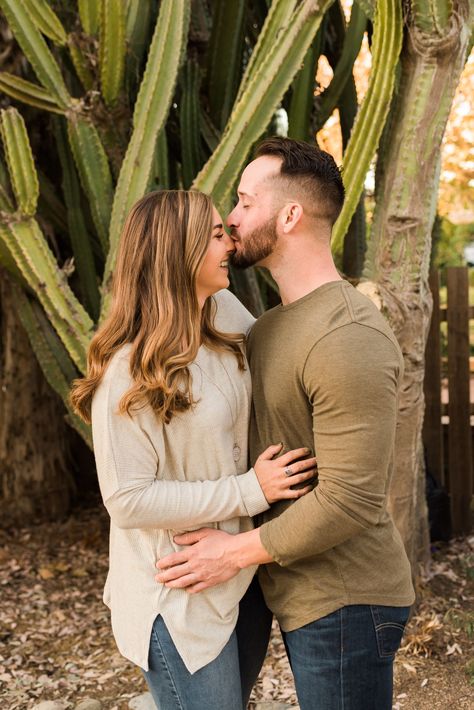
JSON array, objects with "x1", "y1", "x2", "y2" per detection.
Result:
[{"x1": 0, "y1": 503, "x2": 472, "y2": 710}]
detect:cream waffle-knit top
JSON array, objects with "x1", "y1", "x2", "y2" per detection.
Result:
[{"x1": 91, "y1": 289, "x2": 268, "y2": 673}]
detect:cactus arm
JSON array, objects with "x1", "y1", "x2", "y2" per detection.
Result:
[
  {"x1": 0, "y1": 218, "x2": 93, "y2": 373},
  {"x1": 103, "y1": 0, "x2": 190, "y2": 295},
  {"x1": 14, "y1": 286, "x2": 92, "y2": 447},
  {"x1": 200, "y1": 110, "x2": 221, "y2": 153},
  {"x1": 180, "y1": 61, "x2": 202, "y2": 188},
  {"x1": 0, "y1": 155, "x2": 15, "y2": 212},
  {"x1": 68, "y1": 36, "x2": 94, "y2": 91},
  {"x1": 411, "y1": 0, "x2": 453, "y2": 34},
  {"x1": 354, "y1": 0, "x2": 374, "y2": 19},
  {"x1": 0, "y1": 72, "x2": 65, "y2": 114},
  {"x1": 206, "y1": 0, "x2": 246, "y2": 129},
  {"x1": 0, "y1": 0, "x2": 71, "y2": 108},
  {"x1": 99, "y1": 0, "x2": 127, "y2": 106},
  {"x1": 154, "y1": 129, "x2": 170, "y2": 190},
  {"x1": 236, "y1": 0, "x2": 299, "y2": 102},
  {"x1": 331, "y1": 0, "x2": 403, "y2": 262},
  {"x1": 287, "y1": 27, "x2": 324, "y2": 141},
  {"x1": 38, "y1": 169, "x2": 68, "y2": 234},
  {"x1": 0, "y1": 108, "x2": 39, "y2": 216},
  {"x1": 193, "y1": 0, "x2": 335, "y2": 213},
  {"x1": 316, "y1": 3, "x2": 367, "y2": 130},
  {"x1": 78, "y1": 0, "x2": 100, "y2": 35},
  {"x1": 55, "y1": 119, "x2": 100, "y2": 321},
  {"x1": 125, "y1": 0, "x2": 154, "y2": 86},
  {"x1": 21, "y1": 0, "x2": 67, "y2": 46},
  {"x1": 67, "y1": 115, "x2": 113, "y2": 253}
]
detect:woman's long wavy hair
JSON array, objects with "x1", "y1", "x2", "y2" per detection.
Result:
[{"x1": 70, "y1": 190, "x2": 245, "y2": 424}]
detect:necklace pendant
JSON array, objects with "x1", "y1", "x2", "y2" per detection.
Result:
[{"x1": 233, "y1": 444, "x2": 241, "y2": 462}]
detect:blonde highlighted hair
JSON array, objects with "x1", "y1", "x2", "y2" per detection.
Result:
[{"x1": 70, "y1": 190, "x2": 244, "y2": 424}]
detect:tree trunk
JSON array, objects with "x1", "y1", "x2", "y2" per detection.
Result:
[
  {"x1": 362, "y1": 3, "x2": 471, "y2": 567},
  {"x1": 0, "y1": 270, "x2": 75, "y2": 524}
]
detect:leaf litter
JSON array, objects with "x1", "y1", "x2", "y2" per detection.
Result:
[{"x1": 0, "y1": 506, "x2": 472, "y2": 709}]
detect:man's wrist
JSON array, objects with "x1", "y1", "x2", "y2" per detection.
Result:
[{"x1": 229, "y1": 528, "x2": 273, "y2": 569}]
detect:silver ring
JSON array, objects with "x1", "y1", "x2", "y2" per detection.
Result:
[{"x1": 284, "y1": 466, "x2": 293, "y2": 477}]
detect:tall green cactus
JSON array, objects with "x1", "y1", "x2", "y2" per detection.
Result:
[
  {"x1": 330, "y1": 0, "x2": 403, "y2": 262},
  {"x1": 193, "y1": 0, "x2": 335, "y2": 214},
  {"x1": 0, "y1": 0, "x2": 469, "y2": 473}
]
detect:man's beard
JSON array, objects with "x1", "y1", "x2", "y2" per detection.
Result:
[{"x1": 230, "y1": 214, "x2": 278, "y2": 269}]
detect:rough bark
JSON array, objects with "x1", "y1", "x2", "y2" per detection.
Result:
[
  {"x1": 0, "y1": 270, "x2": 75, "y2": 525},
  {"x1": 362, "y1": 2, "x2": 472, "y2": 566}
]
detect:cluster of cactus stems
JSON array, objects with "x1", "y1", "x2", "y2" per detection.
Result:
[{"x1": 0, "y1": 0, "x2": 465, "y2": 444}]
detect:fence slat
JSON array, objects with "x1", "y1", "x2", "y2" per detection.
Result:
[
  {"x1": 447, "y1": 266, "x2": 473, "y2": 534},
  {"x1": 423, "y1": 270, "x2": 444, "y2": 486}
]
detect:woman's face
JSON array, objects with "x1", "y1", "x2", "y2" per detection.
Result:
[{"x1": 196, "y1": 206, "x2": 235, "y2": 305}]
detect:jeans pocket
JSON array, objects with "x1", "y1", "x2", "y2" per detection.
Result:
[{"x1": 370, "y1": 605, "x2": 410, "y2": 659}]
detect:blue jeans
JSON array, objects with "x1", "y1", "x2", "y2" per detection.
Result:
[
  {"x1": 143, "y1": 576, "x2": 272, "y2": 709},
  {"x1": 283, "y1": 604, "x2": 411, "y2": 710}
]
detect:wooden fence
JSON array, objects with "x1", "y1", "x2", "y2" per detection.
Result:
[{"x1": 423, "y1": 266, "x2": 473, "y2": 535}]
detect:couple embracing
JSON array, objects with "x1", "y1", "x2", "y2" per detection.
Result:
[{"x1": 71, "y1": 137, "x2": 414, "y2": 710}]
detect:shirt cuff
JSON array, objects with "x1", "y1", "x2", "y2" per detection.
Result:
[{"x1": 236, "y1": 468, "x2": 270, "y2": 517}]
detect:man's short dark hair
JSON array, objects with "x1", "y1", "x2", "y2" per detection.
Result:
[{"x1": 254, "y1": 137, "x2": 344, "y2": 225}]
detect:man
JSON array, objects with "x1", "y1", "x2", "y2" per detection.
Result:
[{"x1": 156, "y1": 137, "x2": 415, "y2": 709}]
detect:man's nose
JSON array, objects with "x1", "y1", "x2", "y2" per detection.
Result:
[{"x1": 226, "y1": 209, "x2": 236, "y2": 230}]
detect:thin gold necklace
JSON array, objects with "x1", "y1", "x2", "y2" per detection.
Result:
[{"x1": 195, "y1": 358, "x2": 242, "y2": 463}]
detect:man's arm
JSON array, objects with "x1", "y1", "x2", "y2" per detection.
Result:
[{"x1": 156, "y1": 323, "x2": 402, "y2": 589}]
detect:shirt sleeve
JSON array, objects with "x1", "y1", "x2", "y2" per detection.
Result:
[
  {"x1": 92, "y1": 373, "x2": 269, "y2": 530},
  {"x1": 259, "y1": 322, "x2": 403, "y2": 566},
  {"x1": 212, "y1": 289, "x2": 256, "y2": 336}
]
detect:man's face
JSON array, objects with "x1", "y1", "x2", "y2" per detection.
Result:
[{"x1": 226, "y1": 156, "x2": 282, "y2": 269}]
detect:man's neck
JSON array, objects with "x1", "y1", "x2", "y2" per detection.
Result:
[{"x1": 266, "y1": 245, "x2": 342, "y2": 306}]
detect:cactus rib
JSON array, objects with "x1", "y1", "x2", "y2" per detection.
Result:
[
  {"x1": 21, "y1": 0, "x2": 67, "y2": 46},
  {"x1": 79, "y1": 0, "x2": 100, "y2": 36},
  {"x1": 67, "y1": 116, "x2": 113, "y2": 253},
  {"x1": 0, "y1": 218, "x2": 93, "y2": 374},
  {"x1": 99, "y1": 0, "x2": 126, "y2": 106},
  {"x1": 193, "y1": 0, "x2": 335, "y2": 213},
  {"x1": 331, "y1": 0, "x2": 403, "y2": 261},
  {"x1": 0, "y1": 108, "x2": 39, "y2": 216},
  {"x1": 0, "y1": 0, "x2": 71, "y2": 108},
  {"x1": 0, "y1": 72, "x2": 65, "y2": 114},
  {"x1": 102, "y1": 0, "x2": 191, "y2": 295}
]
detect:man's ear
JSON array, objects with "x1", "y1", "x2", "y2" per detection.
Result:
[{"x1": 281, "y1": 202, "x2": 303, "y2": 233}]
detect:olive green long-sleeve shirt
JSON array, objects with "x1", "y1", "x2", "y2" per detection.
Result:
[{"x1": 248, "y1": 280, "x2": 415, "y2": 631}]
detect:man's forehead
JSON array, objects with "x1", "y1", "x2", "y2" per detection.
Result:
[{"x1": 238, "y1": 155, "x2": 282, "y2": 195}]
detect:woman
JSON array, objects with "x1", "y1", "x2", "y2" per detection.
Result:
[{"x1": 70, "y1": 190, "x2": 316, "y2": 709}]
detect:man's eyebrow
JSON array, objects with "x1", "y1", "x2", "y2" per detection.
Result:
[
  {"x1": 213, "y1": 223, "x2": 223, "y2": 229},
  {"x1": 237, "y1": 190, "x2": 255, "y2": 199}
]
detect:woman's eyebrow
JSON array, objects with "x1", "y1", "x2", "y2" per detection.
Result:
[{"x1": 213, "y1": 223, "x2": 223, "y2": 230}]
